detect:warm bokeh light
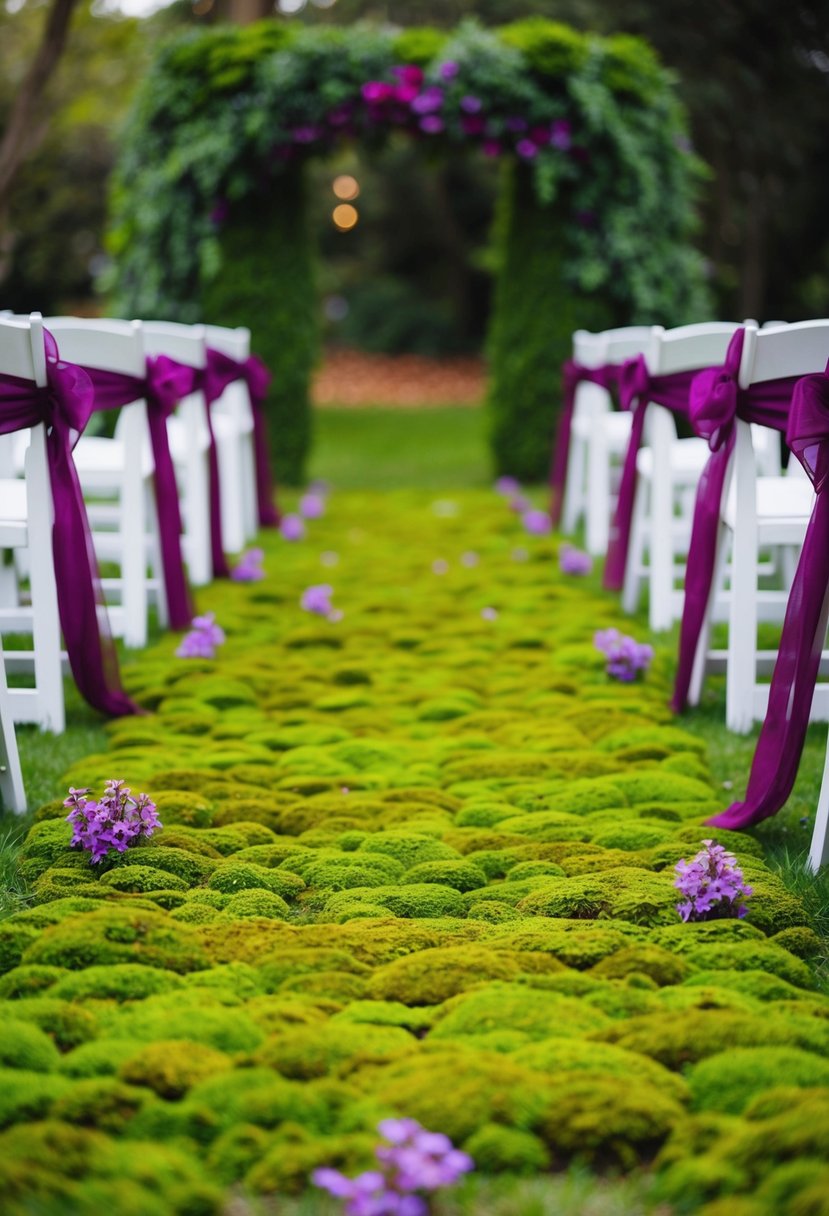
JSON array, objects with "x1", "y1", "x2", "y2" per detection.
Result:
[
  {"x1": 192, "y1": 0, "x2": 214, "y2": 15},
  {"x1": 332, "y1": 204, "x2": 359, "y2": 231},
  {"x1": 333, "y1": 175, "x2": 360, "y2": 201}
]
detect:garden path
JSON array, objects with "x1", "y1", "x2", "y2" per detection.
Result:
[{"x1": 2, "y1": 489, "x2": 828, "y2": 1213}]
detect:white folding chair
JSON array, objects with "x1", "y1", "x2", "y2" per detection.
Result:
[
  {"x1": 204, "y1": 324, "x2": 258, "y2": 553},
  {"x1": 689, "y1": 319, "x2": 829, "y2": 732},
  {"x1": 563, "y1": 326, "x2": 652, "y2": 556},
  {"x1": 141, "y1": 321, "x2": 213, "y2": 588},
  {"x1": 0, "y1": 637, "x2": 26, "y2": 813},
  {"x1": 0, "y1": 313, "x2": 65, "y2": 732},
  {"x1": 44, "y1": 318, "x2": 163, "y2": 649},
  {"x1": 620, "y1": 322, "x2": 781, "y2": 632}
]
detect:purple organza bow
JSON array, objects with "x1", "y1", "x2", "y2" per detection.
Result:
[
  {"x1": 673, "y1": 329, "x2": 799, "y2": 716},
  {"x1": 603, "y1": 356, "x2": 697, "y2": 590},
  {"x1": 0, "y1": 331, "x2": 138, "y2": 717},
  {"x1": 549, "y1": 359, "x2": 620, "y2": 526},
  {"x1": 205, "y1": 347, "x2": 280, "y2": 531},
  {"x1": 80, "y1": 356, "x2": 197, "y2": 631},
  {"x1": 706, "y1": 361, "x2": 829, "y2": 830}
]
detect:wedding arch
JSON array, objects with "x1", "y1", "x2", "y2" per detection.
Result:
[{"x1": 110, "y1": 18, "x2": 708, "y2": 482}]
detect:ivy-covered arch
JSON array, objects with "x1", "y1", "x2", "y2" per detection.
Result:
[{"x1": 110, "y1": 18, "x2": 709, "y2": 483}]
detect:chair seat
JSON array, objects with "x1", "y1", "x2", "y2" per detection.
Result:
[
  {"x1": 637, "y1": 437, "x2": 711, "y2": 480},
  {"x1": 571, "y1": 411, "x2": 632, "y2": 452},
  {"x1": 724, "y1": 475, "x2": 815, "y2": 533}
]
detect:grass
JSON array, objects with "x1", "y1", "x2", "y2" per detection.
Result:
[{"x1": 309, "y1": 405, "x2": 490, "y2": 490}]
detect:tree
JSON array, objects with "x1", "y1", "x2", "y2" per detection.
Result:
[{"x1": 0, "y1": 0, "x2": 80, "y2": 213}]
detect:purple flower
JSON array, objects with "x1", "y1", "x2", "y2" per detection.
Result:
[
  {"x1": 231, "y1": 547, "x2": 265, "y2": 582},
  {"x1": 419, "y1": 115, "x2": 444, "y2": 135},
  {"x1": 432, "y1": 559, "x2": 449, "y2": 575},
  {"x1": 576, "y1": 208, "x2": 597, "y2": 228},
  {"x1": 313, "y1": 1119, "x2": 473, "y2": 1215},
  {"x1": 411, "y1": 86, "x2": 444, "y2": 114},
  {"x1": 559, "y1": 545, "x2": 592, "y2": 576},
  {"x1": 516, "y1": 139, "x2": 538, "y2": 160},
  {"x1": 593, "y1": 628, "x2": 653, "y2": 682},
  {"x1": 482, "y1": 138, "x2": 502, "y2": 157},
  {"x1": 505, "y1": 116, "x2": 528, "y2": 133},
  {"x1": 460, "y1": 551, "x2": 479, "y2": 568},
  {"x1": 392, "y1": 64, "x2": 424, "y2": 88},
  {"x1": 65, "y1": 780, "x2": 161, "y2": 865},
  {"x1": 280, "y1": 513, "x2": 306, "y2": 542},
  {"x1": 460, "y1": 95, "x2": 482, "y2": 114},
  {"x1": 439, "y1": 61, "x2": 459, "y2": 81},
  {"x1": 301, "y1": 584, "x2": 335, "y2": 617},
  {"x1": 362, "y1": 81, "x2": 395, "y2": 104},
  {"x1": 494, "y1": 475, "x2": 521, "y2": 496},
  {"x1": 481, "y1": 606, "x2": 498, "y2": 621},
  {"x1": 176, "y1": 611, "x2": 225, "y2": 659},
  {"x1": 299, "y1": 492, "x2": 325, "y2": 519},
  {"x1": 522, "y1": 508, "x2": 552, "y2": 535},
  {"x1": 550, "y1": 119, "x2": 572, "y2": 150},
  {"x1": 528, "y1": 124, "x2": 551, "y2": 147},
  {"x1": 675, "y1": 840, "x2": 753, "y2": 923}
]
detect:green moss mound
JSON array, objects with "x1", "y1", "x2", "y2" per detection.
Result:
[{"x1": 4, "y1": 488, "x2": 820, "y2": 1211}]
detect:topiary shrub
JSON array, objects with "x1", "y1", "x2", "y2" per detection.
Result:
[
  {"x1": 254, "y1": 1022, "x2": 415, "y2": 1080},
  {"x1": 50, "y1": 1077, "x2": 151, "y2": 1134},
  {"x1": 0, "y1": 1069, "x2": 70, "y2": 1129},
  {"x1": 21, "y1": 907, "x2": 210, "y2": 974},
  {"x1": 403, "y1": 860, "x2": 488, "y2": 892},
  {"x1": 324, "y1": 883, "x2": 466, "y2": 920},
  {"x1": 208, "y1": 862, "x2": 303, "y2": 900},
  {"x1": 463, "y1": 1123, "x2": 551, "y2": 1173}
]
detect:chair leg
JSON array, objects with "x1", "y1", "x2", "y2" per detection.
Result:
[
  {"x1": 562, "y1": 433, "x2": 586, "y2": 535},
  {"x1": 218, "y1": 432, "x2": 246, "y2": 556},
  {"x1": 242, "y1": 433, "x2": 258, "y2": 541},
  {"x1": 0, "y1": 646, "x2": 26, "y2": 813},
  {"x1": 622, "y1": 478, "x2": 647, "y2": 615},
  {"x1": 26, "y1": 435, "x2": 65, "y2": 734},
  {"x1": 120, "y1": 464, "x2": 148, "y2": 649},
  {"x1": 809, "y1": 732, "x2": 829, "y2": 871},
  {"x1": 585, "y1": 428, "x2": 611, "y2": 556},
  {"x1": 648, "y1": 445, "x2": 675, "y2": 634}
]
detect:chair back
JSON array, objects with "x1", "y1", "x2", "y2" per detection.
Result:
[
  {"x1": 0, "y1": 313, "x2": 46, "y2": 386},
  {"x1": 45, "y1": 317, "x2": 145, "y2": 379},
  {"x1": 739, "y1": 319, "x2": 829, "y2": 387},
  {"x1": 142, "y1": 320, "x2": 207, "y2": 369},
  {"x1": 602, "y1": 326, "x2": 653, "y2": 363},
  {"x1": 648, "y1": 321, "x2": 741, "y2": 376},
  {"x1": 204, "y1": 324, "x2": 250, "y2": 362}
]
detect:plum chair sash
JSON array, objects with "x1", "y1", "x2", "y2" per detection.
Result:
[
  {"x1": 80, "y1": 357, "x2": 197, "y2": 631},
  {"x1": 204, "y1": 347, "x2": 280, "y2": 530},
  {"x1": 672, "y1": 330, "x2": 826, "y2": 830},
  {"x1": 0, "y1": 330, "x2": 138, "y2": 717},
  {"x1": 602, "y1": 357, "x2": 698, "y2": 590},
  {"x1": 549, "y1": 359, "x2": 621, "y2": 525}
]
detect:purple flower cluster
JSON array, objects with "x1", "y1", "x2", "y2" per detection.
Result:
[
  {"x1": 594, "y1": 628, "x2": 653, "y2": 682},
  {"x1": 301, "y1": 583, "x2": 342, "y2": 621},
  {"x1": 65, "y1": 779, "x2": 161, "y2": 864},
  {"x1": 355, "y1": 62, "x2": 576, "y2": 158},
  {"x1": 559, "y1": 544, "x2": 592, "y2": 575},
  {"x1": 313, "y1": 1118, "x2": 473, "y2": 1216},
  {"x1": 675, "y1": 839, "x2": 753, "y2": 922},
  {"x1": 231, "y1": 548, "x2": 265, "y2": 582},
  {"x1": 175, "y1": 612, "x2": 225, "y2": 659}
]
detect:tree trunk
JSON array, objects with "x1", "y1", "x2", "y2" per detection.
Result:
[{"x1": 0, "y1": 0, "x2": 80, "y2": 212}]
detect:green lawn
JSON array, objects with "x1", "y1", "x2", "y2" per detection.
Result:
[{"x1": 309, "y1": 405, "x2": 490, "y2": 490}]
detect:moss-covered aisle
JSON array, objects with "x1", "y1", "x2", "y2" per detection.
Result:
[{"x1": 2, "y1": 490, "x2": 828, "y2": 1215}]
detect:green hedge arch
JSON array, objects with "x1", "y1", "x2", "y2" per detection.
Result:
[{"x1": 109, "y1": 18, "x2": 710, "y2": 484}]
